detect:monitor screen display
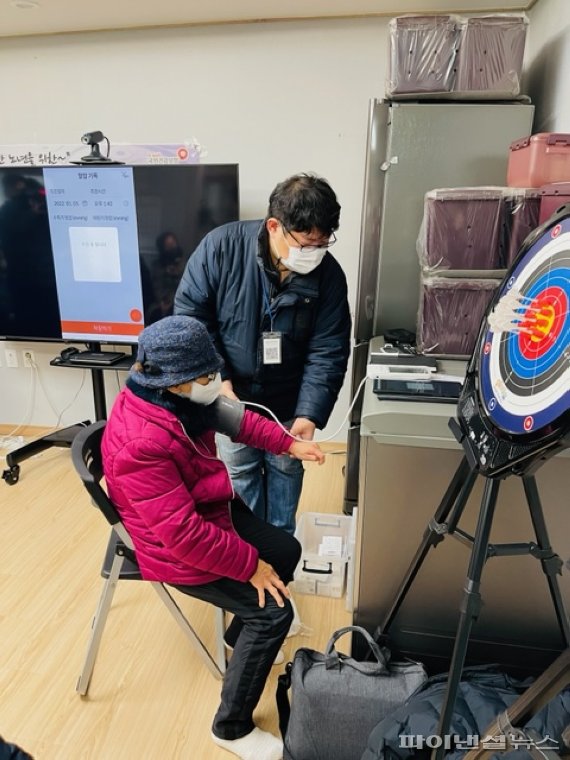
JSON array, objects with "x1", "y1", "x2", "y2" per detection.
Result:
[{"x1": 0, "y1": 163, "x2": 239, "y2": 343}]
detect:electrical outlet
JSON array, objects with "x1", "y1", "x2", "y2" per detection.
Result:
[
  {"x1": 23, "y1": 350, "x2": 35, "y2": 368},
  {"x1": 5, "y1": 349, "x2": 19, "y2": 368}
]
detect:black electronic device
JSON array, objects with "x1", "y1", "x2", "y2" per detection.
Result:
[
  {"x1": 67, "y1": 350, "x2": 126, "y2": 366},
  {"x1": 373, "y1": 378, "x2": 462, "y2": 403},
  {"x1": 369, "y1": 352, "x2": 437, "y2": 367},
  {"x1": 0, "y1": 163, "x2": 239, "y2": 345},
  {"x1": 59, "y1": 346, "x2": 79, "y2": 361},
  {"x1": 76, "y1": 130, "x2": 122, "y2": 165}
]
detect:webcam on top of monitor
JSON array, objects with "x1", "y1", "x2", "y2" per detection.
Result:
[
  {"x1": 72, "y1": 129, "x2": 124, "y2": 165},
  {"x1": 81, "y1": 130, "x2": 105, "y2": 146}
]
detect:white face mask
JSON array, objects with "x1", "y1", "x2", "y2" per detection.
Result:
[
  {"x1": 178, "y1": 372, "x2": 222, "y2": 405},
  {"x1": 282, "y1": 246, "x2": 328, "y2": 275}
]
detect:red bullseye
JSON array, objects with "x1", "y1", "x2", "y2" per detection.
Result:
[{"x1": 518, "y1": 286, "x2": 567, "y2": 359}]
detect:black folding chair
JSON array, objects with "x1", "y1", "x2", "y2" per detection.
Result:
[{"x1": 71, "y1": 420, "x2": 226, "y2": 696}]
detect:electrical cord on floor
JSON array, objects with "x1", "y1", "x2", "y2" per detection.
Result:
[
  {"x1": 1, "y1": 358, "x2": 87, "y2": 448},
  {"x1": 0, "y1": 362, "x2": 36, "y2": 445}
]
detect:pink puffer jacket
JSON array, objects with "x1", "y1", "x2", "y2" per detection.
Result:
[{"x1": 102, "y1": 387, "x2": 293, "y2": 585}]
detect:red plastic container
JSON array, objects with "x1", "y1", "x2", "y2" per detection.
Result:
[
  {"x1": 538, "y1": 182, "x2": 570, "y2": 224},
  {"x1": 507, "y1": 133, "x2": 570, "y2": 188}
]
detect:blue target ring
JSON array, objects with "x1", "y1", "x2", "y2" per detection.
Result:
[{"x1": 506, "y1": 269, "x2": 570, "y2": 379}]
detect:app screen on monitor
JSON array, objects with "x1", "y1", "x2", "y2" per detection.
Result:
[{"x1": 44, "y1": 167, "x2": 144, "y2": 343}]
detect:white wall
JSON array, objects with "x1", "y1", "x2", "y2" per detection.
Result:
[
  {"x1": 525, "y1": 0, "x2": 570, "y2": 131},
  {"x1": 3, "y1": 4, "x2": 567, "y2": 440},
  {"x1": 0, "y1": 18, "x2": 389, "y2": 439}
]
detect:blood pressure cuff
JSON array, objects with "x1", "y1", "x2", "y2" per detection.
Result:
[{"x1": 209, "y1": 396, "x2": 245, "y2": 438}]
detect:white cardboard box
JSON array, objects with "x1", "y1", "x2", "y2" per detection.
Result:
[
  {"x1": 345, "y1": 508, "x2": 358, "y2": 612},
  {"x1": 293, "y1": 512, "x2": 352, "y2": 598}
]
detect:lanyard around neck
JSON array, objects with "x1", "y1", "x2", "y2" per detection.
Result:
[{"x1": 259, "y1": 267, "x2": 275, "y2": 331}]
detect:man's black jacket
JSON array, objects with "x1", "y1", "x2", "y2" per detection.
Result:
[{"x1": 174, "y1": 220, "x2": 351, "y2": 427}]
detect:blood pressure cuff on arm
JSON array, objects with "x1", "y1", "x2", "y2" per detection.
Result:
[{"x1": 209, "y1": 396, "x2": 245, "y2": 438}]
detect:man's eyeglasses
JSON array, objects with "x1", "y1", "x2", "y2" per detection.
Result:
[{"x1": 282, "y1": 225, "x2": 337, "y2": 254}]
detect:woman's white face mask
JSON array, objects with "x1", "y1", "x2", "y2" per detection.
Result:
[
  {"x1": 282, "y1": 246, "x2": 328, "y2": 275},
  {"x1": 178, "y1": 372, "x2": 222, "y2": 405}
]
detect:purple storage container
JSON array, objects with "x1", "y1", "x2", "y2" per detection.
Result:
[
  {"x1": 455, "y1": 15, "x2": 527, "y2": 96},
  {"x1": 418, "y1": 276, "x2": 501, "y2": 357},
  {"x1": 387, "y1": 15, "x2": 458, "y2": 96},
  {"x1": 502, "y1": 189, "x2": 540, "y2": 268},
  {"x1": 539, "y1": 182, "x2": 570, "y2": 224},
  {"x1": 422, "y1": 188, "x2": 504, "y2": 270}
]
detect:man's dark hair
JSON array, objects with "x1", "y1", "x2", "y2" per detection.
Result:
[{"x1": 267, "y1": 173, "x2": 340, "y2": 235}]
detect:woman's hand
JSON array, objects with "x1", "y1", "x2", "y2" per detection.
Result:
[
  {"x1": 288, "y1": 440, "x2": 325, "y2": 465},
  {"x1": 249, "y1": 559, "x2": 290, "y2": 608}
]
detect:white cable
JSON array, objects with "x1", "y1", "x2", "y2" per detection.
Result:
[
  {"x1": 32, "y1": 360, "x2": 60, "y2": 419},
  {"x1": 240, "y1": 375, "x2": 368, "y2": 443},
  {"x1": 52, "y1": 370, "x2": 87, "y2": 429},
  {"x1": 30, "y1": 358, "x2": 87, "y2": 432},
  {"x1": 0, "y1": 363, "x2": 36, "y2": 444}
]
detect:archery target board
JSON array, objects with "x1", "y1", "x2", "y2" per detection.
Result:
[{"x1": 479, "y1": 217, "x2": 570, "y2": 436}]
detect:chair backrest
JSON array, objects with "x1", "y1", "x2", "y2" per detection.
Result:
[{"x1": 71, "y1": 421, "x2": 132, "y2": 548}]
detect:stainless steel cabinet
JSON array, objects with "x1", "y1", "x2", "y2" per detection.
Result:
[
  {"x1": 345, "y1": 99, "x2": 535, "y2": 511},
  {"x1": 351, "y1": 341, "x2": 570, "y2": 672}
]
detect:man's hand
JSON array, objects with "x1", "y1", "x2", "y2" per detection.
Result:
[
  {"x1": 290, "y1": 417, "x2": 316, "y2": 440},
  {"x1": 220, "y1": 379, "x2": 239, "y2": 401},
  {"x1": 249, "y1": 559, "x2": 290, "y2": 608},
  {"x1": 288, "y1": 440, "x2": 325, "y2": 465}
]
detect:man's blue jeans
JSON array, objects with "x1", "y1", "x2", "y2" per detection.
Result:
[{"x1": 216, "y1": 433, "x2": 304, "y2": 535}]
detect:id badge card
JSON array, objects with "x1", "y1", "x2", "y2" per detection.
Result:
[{"x1": 262, "y1": 331, "x2": 282, "y2": 364}]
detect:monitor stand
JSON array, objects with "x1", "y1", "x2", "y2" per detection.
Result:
[
  {"x1": 2, "y1": 422, "x2": 92, "y2": 484},
  {"x1": 2, "y1": 342, "x2": 135, "y2": 485}
]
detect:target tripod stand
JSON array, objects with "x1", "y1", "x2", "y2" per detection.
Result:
[{"x1": 375, "y1": 451, "x2": 570, "y2": 760}]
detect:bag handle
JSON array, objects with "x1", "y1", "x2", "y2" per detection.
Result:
[
  {"x1": 324, "y1": 625, "x2": 389, "y2": 672},
  {"x1": 276, "y1": 662, "x2": 292, "y2": 740}
]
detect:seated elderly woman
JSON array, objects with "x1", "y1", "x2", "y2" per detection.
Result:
[{"x1": 102, "y1": 315, "x2": 325, "y2": 760}]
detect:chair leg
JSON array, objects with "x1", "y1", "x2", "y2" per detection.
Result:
[
  {"x1": 76, "y1": 552, "x2": 124, "y2": 696},
  {"x1": 152, "y1": 583, "x2": 225, "y2": 681}
]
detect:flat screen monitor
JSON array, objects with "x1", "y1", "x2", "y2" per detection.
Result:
[{"x1": 0, "y1": 163, "x2": 239, "y2": 344}]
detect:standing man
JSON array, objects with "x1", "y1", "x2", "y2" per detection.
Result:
[{"x1": 174, "y1": 173, "x2": 351, "y2": 534}]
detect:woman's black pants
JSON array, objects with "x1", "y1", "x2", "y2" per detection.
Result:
[{"x1": 174, "y1": 498, "x2": 301, "y2": 740}]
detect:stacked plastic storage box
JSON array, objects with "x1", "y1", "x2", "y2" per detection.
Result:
[
  {"x1": 503, "y1": 188, "x2": 540, "y2": 266},
  {"x1": 455, "y1": 16, "x2": 527, "y2": 96},
  {"x1": 416, "y1": 187, "x2": 540, "y2": 357},
  {"x1": 387, "y1": 15, "x2": 458, "y2": 96},
  {"x1": 387, "y1": 13, "x2": 528, "y2": 100},
  {"x1": 386, "y1": 12, "x2": 534, "y2": 358}
]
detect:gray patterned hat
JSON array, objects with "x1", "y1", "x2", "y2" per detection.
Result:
[{"x1": 130, "y1": 315, "x2": 223, "y2": 389}]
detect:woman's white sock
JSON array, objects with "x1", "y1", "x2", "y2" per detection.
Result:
[{"x1": 211, "y1": 727, "x2": 283, "y2": 760}]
